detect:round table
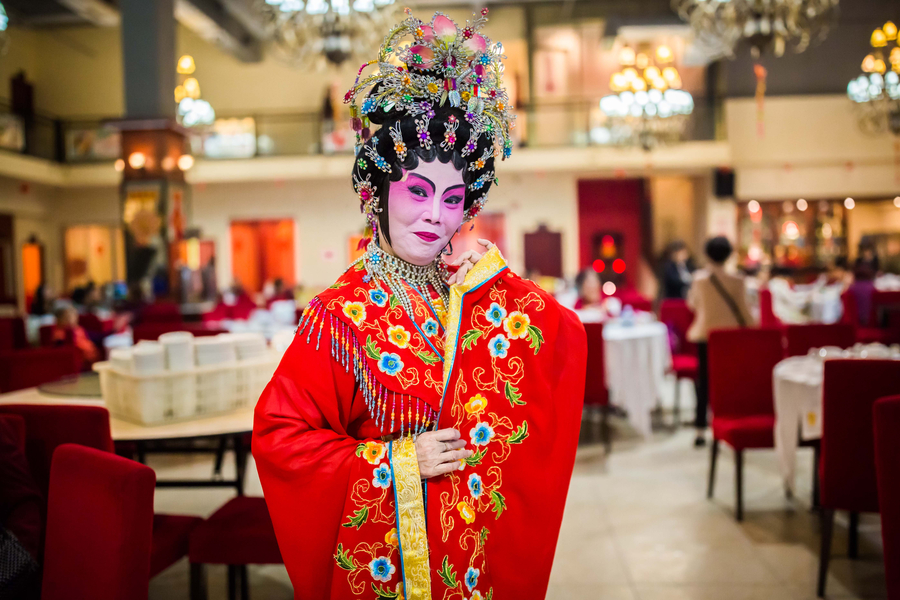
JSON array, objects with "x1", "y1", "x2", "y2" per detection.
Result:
[
  {"x1": 602, "y1": 320, "x2": 671, "y2": 438},
  {"x1": 0, "y1": 385, "x2": 254, "y2": 493}
]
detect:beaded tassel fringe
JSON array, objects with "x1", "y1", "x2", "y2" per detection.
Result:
[{"x1": 296, "y1": 301, "x2": 436, "y2": 438}]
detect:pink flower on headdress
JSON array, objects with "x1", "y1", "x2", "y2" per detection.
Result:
[{"x1": 433, "y1": 15, "x2": 457, "y2": 45}]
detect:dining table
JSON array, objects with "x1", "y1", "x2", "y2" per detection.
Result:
[{"x1": 0, "y1": 374, "x2": 255, "y2": 494}]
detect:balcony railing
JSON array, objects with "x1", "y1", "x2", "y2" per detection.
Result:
[{"x1": 0, "y1": 96, "x2": 718, "y2": 165}]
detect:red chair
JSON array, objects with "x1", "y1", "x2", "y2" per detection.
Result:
[
  {"x1": 841, "y1": 290, "x2": 891, "y2": 344},
  {"x1": 0, "y1": 346, "x2": 82, "y2": 393},
  {"x1": 189, "y1": 496, "x2": 283, "y2": 600},
  {"x1": 784, "y1": 323, "x2": 855, "y2": 358},
  {"x1": 0, "y1": 404, "x2": 201, "y2": 586},
  {"x1": 132, "y1": 323, "x2": 228, "y2": 342},
  {"x1": 758, "y1": 288, "x2": 784, "y2": 329},
  {"x1": 706, "y1": 328, "x2": 783, "y2": 521},
  {"x1": 42, "y1": 444, "x2": 155, "y2": 600},
  {"x1": 0, "y1": 315, "x2": 27, "y2": 352},
  {"x1": 816, "y1": 360, "x2": 900, "y2": 598},
  {"x1": 659, "y1": 299, "x2": 698, "y2": 423},
  {"x1": 139, "y1": 302, "x2": 183, "y2": 324},
  {"x1": 874, "y1": 395, "x2": 900, "y2": 600},
  {"x1": 583, "y1": 323, "x2": 611, "y2": 451}
]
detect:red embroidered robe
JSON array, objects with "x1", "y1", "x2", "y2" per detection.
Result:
[{"x1": 253, "y1": 247, "x2": 586, "y2": 600}]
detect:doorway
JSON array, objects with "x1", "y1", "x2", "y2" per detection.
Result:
[{"x1": 230, "y1": 219, "x2": 295, "y2": 294}]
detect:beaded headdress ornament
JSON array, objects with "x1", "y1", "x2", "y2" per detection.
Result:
[{"x1": 344, "y1": 7, "x2": 516, "y2": 228}]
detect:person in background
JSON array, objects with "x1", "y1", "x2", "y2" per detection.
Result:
[
  {"x1": 265, "y1": 278, "x2": 295, "y2": 308},
  {"x1": 660, "y1": 240, "x2": 695, "y2": 300},
  {"x1": 687, "y1": 236, "x2": 755, "y2": 448},
  {"x1": 52, "y1": 305, "x2": 99, "y2": 368},
  {"x1": 825, "y1": 256, "x2": 852, "y2": 288},
  {"x1": 574, "y1": 267, "x2": 603, "y2": 310},
  {"x1": 849, "y1": 241, "x2": 881, "y2": 325},
  {"x1": 767, "y1": 265, "x2": 809, "y2": 323},
  {"x1": 28, "y1": 283, "x2": 50, "y2": 316}
]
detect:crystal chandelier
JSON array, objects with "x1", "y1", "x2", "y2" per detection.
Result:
[
  {"x1": 174, "y1": 55, "x2": 216, "y2": 128},
  {"x1": 672, "y1": 0, "x2": 839, "y2": 59},
  {"x1": 596, "y1": 44, "x2": 694, "y2": 150},
  {"x1": 259, "y1": 0, "x2": 398, "y2": 68},
  {"x1": 847, "y1": 21, "x2": 900, "y2": 135}
]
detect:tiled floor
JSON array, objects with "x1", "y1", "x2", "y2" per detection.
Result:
[{"x1": 150, "y1": 415, "x2": 886, "y2": 599}]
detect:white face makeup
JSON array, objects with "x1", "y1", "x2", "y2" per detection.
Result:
[{"x1": 384, "y1": 159, "x2": 466, "y2": 266}]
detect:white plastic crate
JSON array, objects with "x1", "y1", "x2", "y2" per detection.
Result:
[{"x1": 93, "y1": 352, "x2": 278, "y2": 425}]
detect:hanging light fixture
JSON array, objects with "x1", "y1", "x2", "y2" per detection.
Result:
[
  {"x1": 174, "y1": 55, "x2": 216, "y2": 128},
  {"x1": 672, "y1": 0, "x2": 839, "y2": 59},
  {"x1": 258, "y1": 0, "x2": 399, "y2": 68},
  {"x1": 596, "y1": 43, "x2": 694, "y2": 150},
  {"x1": 847, "y1": 21, "x2": 900, "y2": 135},
  {"x1": 0, "y1": 2, "x2": 9, "y2": 55}
]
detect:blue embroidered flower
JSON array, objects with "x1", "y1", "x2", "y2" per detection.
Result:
[
  {"x1": 467, "y1": 473, "x2": 484, "y2": 499},
  {"x1": 485, "y1": 302, "x2": 507, "y2": 327},
  {"x1": 465, "y1": 566, "x2": 480, "y2": 591},
  {"x1": 423, "y1": 318, "x2": 439, "y2": 337},
  {"x1": 470, "y1": 422, "x2": 495, "y2": 447},
  {"x1": 369, "y1": 288, "x2": 388, "y2": 307},
  {"x1": 369, "y1": 556, "x2": 396, "y2": 582},
  {"x1": 373, "y1": 463, "x2": 392, "y2": 489},
  {"x1": 488, "y1": 334, "x2": 510, "y2": 359},
  {"x1": 361, "y1": 97, "x2": 377, "y2": 115},
  {"x1": 377, "y1": 352, "x2": 403, "y2": 376}
]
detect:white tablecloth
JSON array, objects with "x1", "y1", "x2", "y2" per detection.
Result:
[
  {"x1": 773, "y1": 356, "x2": 825, "y2": 493},
  {"x1": 602, "y1": 320, "x2": 671, "y2": 438}
]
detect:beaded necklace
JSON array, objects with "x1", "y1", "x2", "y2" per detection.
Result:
[{"x1": 362, "y1": 242, "x2": 450, "y2": 324}]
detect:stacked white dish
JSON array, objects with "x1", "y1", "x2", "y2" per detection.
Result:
[
  {"x1": 158, "y1": 331, "x2": 195, "y2": 371},
  {"x1": 228, "y1": 333, "x2": 268, "y2": 361},
  {"x1": 158, "y1": 331, "x2": 197, "y2": 418},
  {"x1": 194, "y1": 336, "x2": 237, "y2": 366},
  {"x1": 109, "y1": 347, "x2": 135, "y2": 372},
  {"x1": 132, "y1": 341, "x2": 165, "y2": 374}
]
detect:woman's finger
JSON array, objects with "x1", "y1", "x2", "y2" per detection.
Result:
[
  {"x1": 431, "y1": 428, "x2": 461, "y2": 442},
  {"x1": 477, "y1": 238, "x2": 495, "y2": 250},
  {"x1": 451, "y1": 250, "x2": 478, "y2": 266},
  {"x1": 443, "y1": 449, "x2": 472, "y2": 462},
  {"x1": 441, "y1": 439, "x2": 468, "y2": 453},
  {"x1": 436, "y1": 461, "x2": 465, "y2": 475}
]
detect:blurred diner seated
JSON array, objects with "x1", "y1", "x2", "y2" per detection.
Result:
[
  {"x1": 51, "y1": 306, "x2": 98, "y2": 368},
  {"x1": 574, "y1": 268, "x2": 603, "y2": 311},
  {"x1": 265, "y1": 278, "x2": 295, "y2": 309},
  {"x1": 660, "y1": 240, "x2": 695, "y2": 300},
  {"x1": 848, "y1": 240, "x2": 882, "y2": 327},
  {"x1": 687, "y1": 236, "x2": 755, "y2": 448}
]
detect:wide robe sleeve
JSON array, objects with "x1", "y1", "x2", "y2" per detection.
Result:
[{"x1": 253, "y1": 329, "x2": 405, "y2": 599}]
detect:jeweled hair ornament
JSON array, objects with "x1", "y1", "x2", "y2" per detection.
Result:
[{"x1": 388, "y1": 121, "x2": 407, "y2": 161}]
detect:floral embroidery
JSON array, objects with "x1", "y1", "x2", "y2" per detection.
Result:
[
  {"x1": 368, "y1": 288, "x2": 388, "y2": 307},
  {"x1": 423, "y1": 318, "x2": 439, "y2": 337},
  {"x1": 362, "y1": 441, "x2": 387, "y2": 465},
  {"x1": 467, "y1": 473, "x2": 484, "y2": 499},
  {"x1": 385, "y1": 527, "x2": 399, "y2": 547},
  {"x1": 487, "y1": 334, "x2": 510, "y2": 359},
  {"x1": 470, "y1": 422, "x2": 495, "y2": 446},
  {"x1": 503, "y1": 311, "x2": 531, "y2": 340},
  {"x1": 457, "y1": 500, "x2": 476, "y2": 524},
  {"x1": 465, "y1": 567, "x2": 480, "y2": 592},
  {"x1": 387, "y1": 325, "x2": 411, "y2": 349},
  {"x1": 485, "y1": 302, "x2": 506, "y2": 327},
  {"x1": 342, "y1": 301, "x2": 366, "y2": 325},
  {"x1": 373, "y1": 463, "x2": 392, "y2": 488},
  {"x1": 464, "y1": 394, "x2": 488, "y2": 416},
  {"x1": 470, "y1": 591, "x2": 483, "y2": 600},
  {"x1": 369, "y1": 556, "x2": 396, "y2": 582},
  {"x1": 377, "y1": 352, "x2": 404, "y2": 376}
]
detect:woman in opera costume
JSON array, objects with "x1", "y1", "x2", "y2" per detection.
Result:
[{"x1": 253, "y1": 9, "x2": 587, "y2": 600}]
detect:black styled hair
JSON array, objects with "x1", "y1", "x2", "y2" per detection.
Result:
[
  {"x1": 350, "y1": 93, "x2": 496, "y2": 246},
  {"x1": 704, "y1": 236, "x2": 733, "y2": 264}
]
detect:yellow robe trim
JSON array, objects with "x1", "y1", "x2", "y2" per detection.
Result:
[
  {"x1": 390, "y1": 436, "x2": 430, "y2": 600},
  {"x1": 442, "y1": 246, "x2": 509, "y2": 389}
]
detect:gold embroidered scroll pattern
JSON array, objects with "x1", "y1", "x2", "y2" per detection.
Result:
[{"x1": 390, "y1": 436, "x2": 431, "y2": 600}]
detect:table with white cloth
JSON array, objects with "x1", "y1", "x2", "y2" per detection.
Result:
[
  {"x1": 773, "y1": 348, "x2": 900, "y2": 493},
  {"x1": 602, "y1": 320, "x2": 672, "y2": 438}
]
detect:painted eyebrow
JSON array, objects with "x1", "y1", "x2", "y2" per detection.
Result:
[
  {"x1": 408, "y1": 173, "x2": 435, "y2": 192},
  {"x1": 442, "y1": 184, "x2": 466, "y2": 196}
]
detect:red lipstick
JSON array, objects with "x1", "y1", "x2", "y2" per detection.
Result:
[{"x1": 414, "y1": 231, "x2": 439, "y2": 242}]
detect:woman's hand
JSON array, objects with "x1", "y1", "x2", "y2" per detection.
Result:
[
  {"x1": 446, "y1": 239, "x2": 495, "y2": 286},
  {"x1": 415, "y1": 428, "x2": 472, "y2": 479}
]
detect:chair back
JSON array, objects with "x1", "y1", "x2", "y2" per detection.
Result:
[
  {"x1": 583, "y1": 323, "x2": 608, "y2": 407},
  {"x1": 872, "y1": 290, "x2": 900, "y2": 328},
  {"x1": 42, "y1": 444, "x2": 155, "y2": 600},
  {"x1": 875, "y1": 395, "x2": 900, "y2": 600},
  {"x1": 138, "y1": 301, "x2": 183, "y2": 324},
  {"x1": 820, "y1": 360, "x2": 900, "y2": 513},
  {"x1": 840, "y1": 290, "x2": 859, "y2": 327},
  {"x1": 659, "y1": 298, "x2": 696, "y2": 355},
  {"x1": 758, "y1": 288, "x2": 783, "y2": 329},
  {"x1": 78, "y1": 313, "x2": 104, "y2": 333},
  {"x1": 0, "y1": 404, "x2": 114, "y2": 497},
  {"x1": 784, "y1": 323, "x2": 855, "y2": 357},
  {"x1": 0, "y1": 346, "x2": 82, "y2": 393},
  {"x1": 132, "y1": 323, "x2": 228, "y2": 342},
  {"x1": 708, "y1": 328, "x2": 782, "y2": 419},
  {"x1": 0, "y1": 316, "x2": 27, "y2": 352}
]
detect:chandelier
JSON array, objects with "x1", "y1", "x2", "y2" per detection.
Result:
[
  {"x1": 0, "y1": 3, "x2": 8, "y2": 56},
  {"x1": 596, "y1": 44, "x2": 694, "y2": 150},
  {"x1": 174, "y1": 55, "x2": 216, "y2": 128},
  {"x1": 259, "y1": 0, "x2": 398, "y2": 68},
  {"x1": 672, "y1": 0, "x2": 839, "y2": 59},
  {"x1": 847, "y1": 21, "x2": 900, "y2": 135}
]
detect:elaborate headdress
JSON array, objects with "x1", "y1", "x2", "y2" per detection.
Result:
[{"x1": 344, "y1": 8, "x2": 516, "y2": 238}]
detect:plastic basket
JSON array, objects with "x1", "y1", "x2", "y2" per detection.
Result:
[{"x1": 93, "y1": 352, "x2": 279, "y2": 425}]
